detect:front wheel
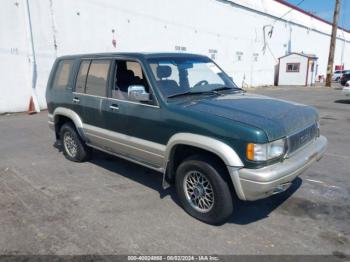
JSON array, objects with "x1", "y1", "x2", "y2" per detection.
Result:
[
  {"x1": 60, "y1": 122, "x2": 91, "y2": 162},
  {"x1": 175, "y1": 155, "x2": 234, "y2": 225}
]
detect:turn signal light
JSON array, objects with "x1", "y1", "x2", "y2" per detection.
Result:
[{"x1": 246, "y1": 143, "x2": 255, "y2": 160}]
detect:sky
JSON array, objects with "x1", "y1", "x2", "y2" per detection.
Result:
[{"x1": 285, "y1": 0, "x2": 350, "y2": 30}]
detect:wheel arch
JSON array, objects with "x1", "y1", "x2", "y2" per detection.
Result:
[
  {"x1": 52, "y1": 107, "x2": 87, "y2": 141},
  {"x1": 164, "y1": 133, "x2": 243, "y2": 190},
  {"x1": 164, "y1": 133, "x2": 243, "y2": 168},
  {"x1": 164, "y1": 133, "x2": 245, "y2": 200}
]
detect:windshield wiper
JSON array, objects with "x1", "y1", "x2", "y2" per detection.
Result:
[
  {"x1": 167, "y1": 90, "x2": 219, "y2": 99},
  {"x1": 167, "y1": 86, "x2": 245, "y2": 99},
  {"x1": 211, "y1": 86, "x2": 245, "y2": 92}
]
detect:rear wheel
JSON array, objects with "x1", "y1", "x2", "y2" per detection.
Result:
[
  {"x1": 60, "y1": 122, "x2": 91, "y2": 162},
  {"x1": 175, "y1": 155, "x2": 234, "y2": 225}
]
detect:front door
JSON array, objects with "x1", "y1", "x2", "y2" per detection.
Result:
[{"x1": 104, "y1": 59, "x2": 165, "y2": 168}]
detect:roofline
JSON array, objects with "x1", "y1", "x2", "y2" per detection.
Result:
[
  {"x1": 278, "y1": 52, "x2": 318, "y2": 60},
  {"x1": 56, "y1": 52, "x2": 210, "y2": 60},
  {"x1": 274, "y1": 0, "x2": 350, "y2": 34}
]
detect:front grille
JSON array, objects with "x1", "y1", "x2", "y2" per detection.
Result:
[{"x1": 287, "y1": 123, "x2": 318, "y2": 155}]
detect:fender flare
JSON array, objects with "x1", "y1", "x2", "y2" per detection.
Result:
[
  {"x1": 163, "y1": 133, "x2": 245, "y2": 199},
  {"x1": 52, "y1": 107, "x2": 87, "y2": 141},
  {"x1": 164, "y1": 133, "x2": 244, "y2": 167}
]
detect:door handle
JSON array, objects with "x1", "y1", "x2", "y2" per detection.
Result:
[
  {"x1": 109, "y1": 104, "x2": 119, "y2": 110},
  {"x1": 73, "y1": 97, "x2": 80, "y2": 103}
]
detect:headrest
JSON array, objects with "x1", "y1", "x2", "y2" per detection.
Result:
[
  {"x1": 118, "y1": 69, "x2": 135, "y2": 83},
  {"x1": 125, "y1": 70, "x2": 135, "y2": 78},
  {"x1": 156, "y1": 65, "x2": 172, "y2": 79}
]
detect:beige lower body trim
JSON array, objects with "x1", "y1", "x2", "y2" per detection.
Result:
[{"x1": 83, "y1": 124, "x2": 166, "y2": 170}]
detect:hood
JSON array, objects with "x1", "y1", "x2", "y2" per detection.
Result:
[{"x1": 181, "y1": 93, "x2": 318, "y2": 141}]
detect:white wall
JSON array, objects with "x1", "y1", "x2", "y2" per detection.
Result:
[
  {"x1": 0, "y1": 1, "x2": 32, "y2": 113},
  {"x1": 1, "y1": 0, "x2": 350, "y2": 113}
]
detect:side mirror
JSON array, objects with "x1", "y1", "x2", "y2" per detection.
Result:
[{"x1": 128, "y1": 85, "x2": 150, "y2": 102}]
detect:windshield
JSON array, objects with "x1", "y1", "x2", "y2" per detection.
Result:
[{"x1": 147, "y1": 57, "x2": 239, "y2": 99}]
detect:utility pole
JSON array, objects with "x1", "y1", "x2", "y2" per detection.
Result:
[{"x1": 325, "y1": 0, "x2": 341, "y2": 87}]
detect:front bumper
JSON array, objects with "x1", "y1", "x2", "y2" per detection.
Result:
[
  {"x1": 342, "y1": 87, "x2": 350, "y2": 96},
  {"x1": 230, "y1": 135, "x2": 327, "y2": 201}
]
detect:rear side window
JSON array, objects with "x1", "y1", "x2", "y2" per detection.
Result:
[
  {"x1": 75, "y1": 60, "x2": 91, "y2": 93},
  {"x1": 85, "y1": 60, "x2": 111, "y2": 97},
  {"x1": 52, "y1": 60, "x2": 73, "y2": 89}
]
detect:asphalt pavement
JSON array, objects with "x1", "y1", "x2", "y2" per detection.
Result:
[{"x1": 0, "y1": 86, "x2": 349, "y2": 255}]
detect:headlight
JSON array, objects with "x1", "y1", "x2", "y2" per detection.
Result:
[{"x1": 246, "y1": 138, "x2": 286, "y2": 161}]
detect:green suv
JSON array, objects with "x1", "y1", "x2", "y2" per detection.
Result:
[{"x1": 46, "y1": 52, "x2": 327, "y2": 224}]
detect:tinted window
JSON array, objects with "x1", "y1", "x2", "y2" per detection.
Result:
[
  {"x1": 52, "y1": 60, "x2": 73, "y2": 89},
  {"x1": 75, "y1": 60, "x2": 90, "y2": 93},
  {"x1": 86, "y1": 60, "x2": 111, "y2": 97}
]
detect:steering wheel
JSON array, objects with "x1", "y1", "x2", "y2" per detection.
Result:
[{"x1": 193, "y1": 80, "x2": 209, "y2": 87}]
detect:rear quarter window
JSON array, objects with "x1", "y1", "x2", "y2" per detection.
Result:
[{"x1": 52, "y1": 60, "x2": 74, "y2": 89}]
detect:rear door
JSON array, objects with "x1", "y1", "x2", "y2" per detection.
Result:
[
  {"x1": 82, "y1": 59, "x2": 111, "y2": 128},
  {"x1": 73, "y1": 59, "x2": 113, "y2": 149},
  {"x1": 71, "y1": 60, "x2": 90, "y2": 122}
]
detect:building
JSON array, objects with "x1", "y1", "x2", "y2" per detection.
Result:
[
  {"x1": 277, "y1": 52, "x2": 318, "y2": 86},
  {"x1": 0, "y1": 0, "x2": 350, "y2": 113}
]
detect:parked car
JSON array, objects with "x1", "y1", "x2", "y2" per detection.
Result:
[
  {"x1": 340, "y1": 73, "x2": 350, "y2": 86},
  {"x1": 332, "y1": 70, "x2": 344, "y2": 82},
  {"x1": 46, "y1": 53, "x2": 327, "y2": 224},
  {"x1": 343, "y1": 81, "x2": 350, "y2": 96}
]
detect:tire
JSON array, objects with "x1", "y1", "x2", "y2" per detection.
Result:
[
  {"x1": 59, "y1": 122, "x2": 91, "y2": 162},
  {"x1": 175, "y1": 155, "x2": 234, "y2": 225}
]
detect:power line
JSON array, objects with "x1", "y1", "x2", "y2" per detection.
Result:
[
  {"x1": 273, "y1": 0, "x2": 306, "y2": 24},
  {"x1": 262, "y1": 0, "x2": 306, "y2": 59}
]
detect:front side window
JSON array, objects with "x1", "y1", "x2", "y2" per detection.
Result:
[
  {"x1": 286, "y1": 63, "x2": 300, "y2": 72},
  {"x1": 52, "y1": 60, "x2": 74, "y2": 89},
  {"x1": 112, "y1": 60, "x2": 151, "y2": 102},
  {"x1": 85, "y1": 60, "x2": 111, "y2": 97},
  {"x1": 147, "y1": 57, "x2": 238, "y2": 99}
]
